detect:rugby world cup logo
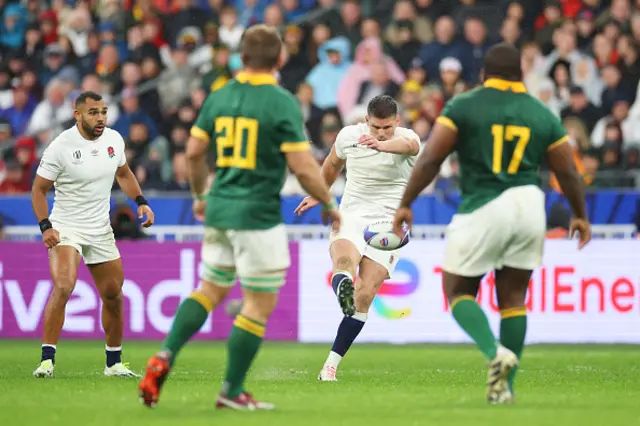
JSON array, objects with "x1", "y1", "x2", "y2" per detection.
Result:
[{"x1": 325, "y1": 259, "x2": 419, "y2": 319}]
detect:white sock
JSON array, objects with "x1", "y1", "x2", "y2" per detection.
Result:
[
  {"x1": 325, "y1": 351, "x2": 343, "y2": 369},
  {"x1": 352, "y1": 311, "x2": 368, "y2": 322},
  {"x1": 105, "y1": 345, "x2": 122, "y2": 352},
  {"x1": 42, "y1": 344, "x2": 56, "y2": 349}
]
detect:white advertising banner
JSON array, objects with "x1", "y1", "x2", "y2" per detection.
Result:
[{"x1": 299, "y1": 240, "x2": 640, "y2": 343}]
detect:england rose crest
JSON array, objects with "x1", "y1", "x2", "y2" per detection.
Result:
[{"x1": 107, "y1": 146, "x2": 115, "y2": 158}]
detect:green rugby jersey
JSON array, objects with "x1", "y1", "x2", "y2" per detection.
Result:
[
  {"x1": 437, "y1": 78, "x2": 568, "y2": 214},
  {"x1": 190, "y1": 72, "x2": 309, "y2": 230}
]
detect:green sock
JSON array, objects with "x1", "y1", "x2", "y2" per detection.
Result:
[
  {"x1": 451, "y1": 296, "x2": 497, "y2": 360},
  {"x1": 161, "y1": 293, "x2": 212, "y2": 364},
  {"x1": 222, "y1": 315, "x2": 265, "y2": 398},
  {"x1": 499, "y1": 309, "x2": 527, "y2": 392}
]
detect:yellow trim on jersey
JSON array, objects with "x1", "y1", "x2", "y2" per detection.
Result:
[
  {"x1": 483, "y1": 78, "x2": 527, "y2": 93},
  {"x1": 436, "y1": 116, "x2": 458, "y2": 132},
  {"x1": 190, "y1": 126, "x2": 210, "y2": 143},
  {"x1": 235, "y1": 72, "x2": 278, "y2": 86},
  {"x1": 547, "y1": 135, "x2": 569, "y2": 152},
  {"x1": 281, "y1": 141, "x2": 311, "y2": 152},
  {"x1": 500, "y1": 307, "x2": 527, "y2": 319}
]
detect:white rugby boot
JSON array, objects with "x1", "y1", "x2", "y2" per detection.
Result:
[
  {"x1": 486, "y1": 345, "x2": 518, "y2": 404},
  {"x1": 318, "y1": 363, "x2": 338, "y2": 382},
  {"x1": 33, "y1": 360, "x2": 54, "y2": 378},
  {"x1": 104, "y1": 362, "x2": 140, "y2": 377}
]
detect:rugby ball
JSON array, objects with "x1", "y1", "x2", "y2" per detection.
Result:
[{"x1": 363, "y1": 221, "x2": 411, "y2": 251}]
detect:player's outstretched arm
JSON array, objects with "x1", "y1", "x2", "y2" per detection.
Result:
[
  {"x1": 293, "y1": 145, "x2": 345, "y2": 215},
  {"x1": 286, "y1": 150, "x2": 341, "y2": 230},
  {"x1": 546, "y1": 141, "x2": 591, "y2": 248},
  {"x1": 115, "y1": 163, "x2": 155, "y2": 228},
  {"x1": 358, "y1": 135, "x2": 420, "y2": 155}
]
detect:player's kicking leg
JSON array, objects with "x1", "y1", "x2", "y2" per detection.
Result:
[
  {"x1": 327, "y1": 240, "x2": 360, "y2": 317},
  {"x1": 494, "y1": 267, "x2": 531, "y2": 400},
  {"x1": 319, "y1": 257, "x2": 388, "y2": 381},
  {"x1": 33, "y1": 245, "x2": 81, "y2": 378},
  {"x1": 88, "y1": 258, "x2": 139, "y2": 377},
  {"x1": 443, "y1": 272, "x2": 518, "y2": 404}
]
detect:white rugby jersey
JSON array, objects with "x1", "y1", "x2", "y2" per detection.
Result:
[
  {"x1": 334, "y1": 123, "x2": 421, "y2": 217},
  {"x1": 36, "y1": 125, "x2": 126, "y2": 235}
]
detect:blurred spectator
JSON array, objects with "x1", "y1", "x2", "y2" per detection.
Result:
[
  {"x1": 418, "y1": 16, "x2": 462, "y2": 83},
  {"x1": 1, "y1": 3, "x2": 27, "y2": 51},
  {"x1": 280, "y1": 25, "x2": 311, "y2": 94},
  {"x1": 561, "y1": 86, "x2": 603, "y2": 134},
  {"x1": 164, "y1": 152, "x2": 190, "y2": 190},
  {"x1": 219, "y1": 7, "x2": 244, "y2": 51},
  {"x1": 305, "y1": 36, "x2": 351, "y2": 111},
  {"x1": 460, "y1": 17, "x2": 491, "y2": 84},
  {"x1": 26, "y1": 78, "x2": 73, "y2": 138},
  {"x1": 337, "y1": 37, "x2": 405, "y2": 118},
  {"x1": 333, "y1": 0, "x2": 362, "y2": 50},
  {"x1": 438, "y1": 57, "x2": 466, "y2": 101},
  {"x1": 157, "y1": 47, "x2": 199, "y2": 115},
  {"x1": 0, "y1": 85, "x2": 36, "y2": 137},
  {"x1": 0, "y1": 160, "x2": 28, "y2": 193},
  {"x1": 111, "y1": 202, "x2": 146, "y2": 240},
  {"x1": 384, "y1": 0, "x2": 433, "y2": 48},
  {"x1": 297, "y1": 82, "x2": 323, "y2": 145},
  {"x1": 113, "y1": 88, "x2": 158, "y2": 140}
]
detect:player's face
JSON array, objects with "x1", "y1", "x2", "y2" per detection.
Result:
[
  {"x1": 366, "y1": 115, "x2": 399, "y2": 141},
  {"x1": 75, "y1": 98, "x2": 107, "y2": 139}
]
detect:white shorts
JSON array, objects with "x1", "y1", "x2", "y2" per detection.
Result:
[
  {"x1": 443, "y1": 185, "x2": 546, "y2": 277},
  {"x1": 330, "y1": 211, "x2": 400, "y2": 277},
  {"x1": 200, "y1": 224, "x2": 290, "y2": 292},
  {"x1": 55, "y1": 226, "x2": 120, "y2": 265}
]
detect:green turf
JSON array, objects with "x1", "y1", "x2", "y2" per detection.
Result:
[{"x1": 1, "y1": 341, "x2": 640, "y2": 426}]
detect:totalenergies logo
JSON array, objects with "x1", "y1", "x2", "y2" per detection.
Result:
[{"x1": 325, "y1": 259, "x2": 420, "y2": 319}]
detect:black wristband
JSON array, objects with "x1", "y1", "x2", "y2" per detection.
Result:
[
  {"x1": 135, "y1": 195, "x2": 148, "y2": 206},
  {"x1": 39, "y1": 218, "x2": 53, "y2": 233}
]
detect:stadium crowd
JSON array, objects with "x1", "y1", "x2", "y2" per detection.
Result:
[{"x1": 0, "y1": 0, "x2": 639, "y2": 194}]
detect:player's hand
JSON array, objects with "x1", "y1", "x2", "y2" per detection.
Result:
[
  {"x1": 294, "y1": 196, "x2": 320, "y2": 215},
  {"x1": 393, "y1": 206, "x2": 413, "y2": 238},
  {"x1": 322, "y1": 207, "x2": 341, "y2": 233},
  {"x1": 138, "y1": 205, "x2": 155, "y2": 228},
  {"x1": 358, "y1": 134, "x2": 384, "y2": 151},
  {"x1": 42, "y1": 228, "x2": 60, "y2": 249},
  {"x1": 193, "y1": 199, "x2": 207, "y2": 222},
  {"x1": 569, "y1": 217, "x2": 591, "y2": 249}
]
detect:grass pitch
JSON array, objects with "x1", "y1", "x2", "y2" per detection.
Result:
[{"x1": 1, "y1": 341, "x2": 639, "y2": 426}]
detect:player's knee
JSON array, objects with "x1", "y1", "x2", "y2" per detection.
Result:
[
  {"x1": 52, "y1": 283, "x2": 75, "y2": 303},
  {"x1": 100, "y1": 279, "x2": 124, "y2": 302},
  {"x1": 335, "y1": 255, "x2": 354, "y2": 273}
]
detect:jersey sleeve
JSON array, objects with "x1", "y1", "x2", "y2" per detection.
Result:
[
  {"x1": 547, "y1": 113, "x2": 569, "y2": 151},
  {"x1": 36, "y1": 141, "x2": 63, "y2": 181},
  {"x1": 117, "y1": 132, "x2": 126, "y2": 167},
  {"x1": 334, "y1": 126, "x2": 357, "y2": 160},
  {"x1": 395, "y1": 127, "x2": 422, "y2": 156},
  {"x1": 435, "y1": 97, "x2": 463, "y2": 133},
  {"x1": 190, "y1": 94, "x2": 216, "y2": 143},
  {"x1": 278, "y1": 94, "x2": 310, "y2": 153}
]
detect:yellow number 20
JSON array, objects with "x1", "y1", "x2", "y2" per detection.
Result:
[
  {"x1": 491, "y1": 124, "x2": 531, "y2": 174},
  {"x1": 215, "y1": 117, "x2": 259, "y2": 170}
]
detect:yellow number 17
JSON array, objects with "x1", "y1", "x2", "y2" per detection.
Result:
[{"x1": 491, "y1": 124, "x2": 531, "y2": 174}]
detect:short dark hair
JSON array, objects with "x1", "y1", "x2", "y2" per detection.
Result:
[
  {"x1": 367, "y1": 95, "x2": 398, "y2": 119},
  {"x1": 240, "y1": 24, "x2": 282, "y2": 70},
  {"x1": 483, "y1": 42, "x2": 522, "y2": 81},
  {"x1": 75, "y1": 91, "x2": 102, "y2": 107}
]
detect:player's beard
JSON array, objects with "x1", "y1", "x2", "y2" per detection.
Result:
[{"x1": 82, "y1": 120, "x2": 104, "y2": 139}]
